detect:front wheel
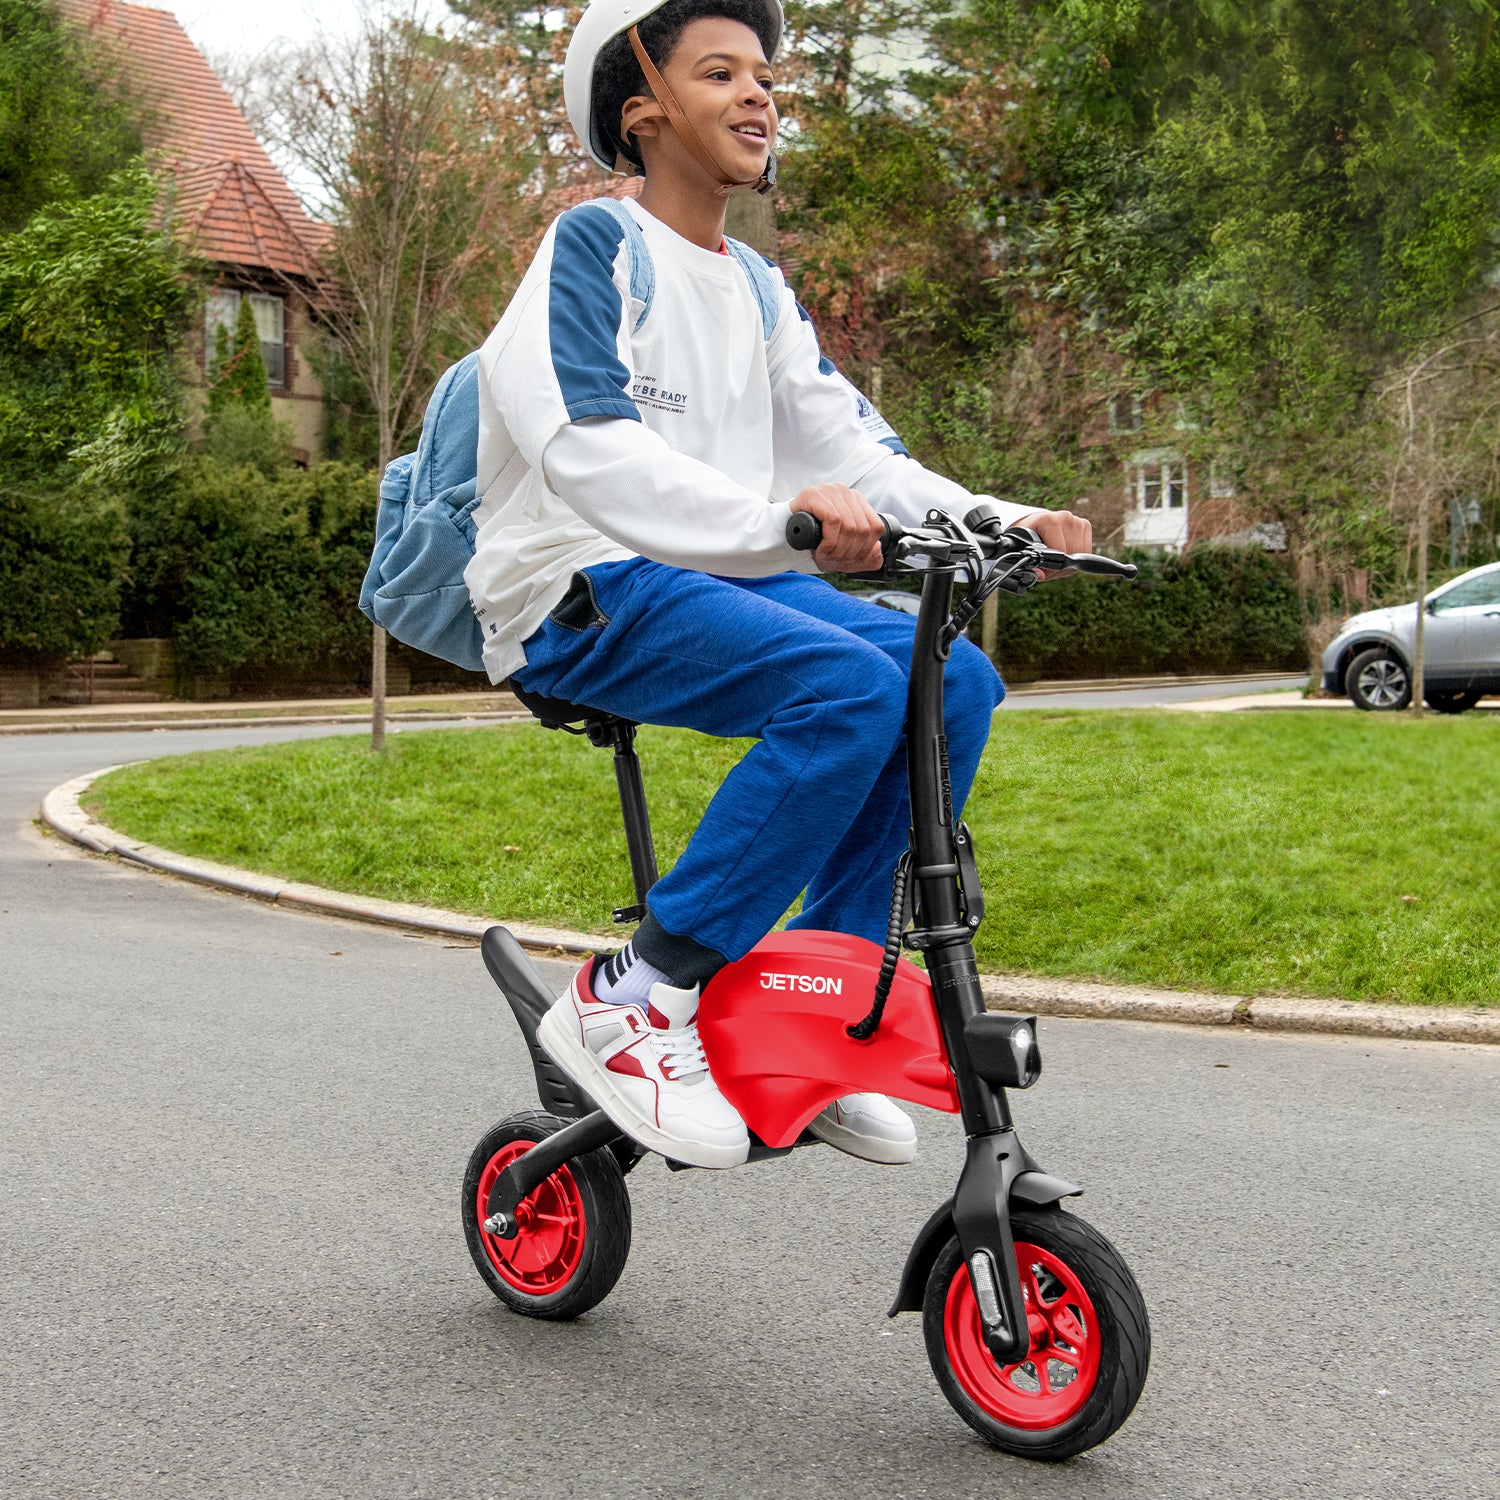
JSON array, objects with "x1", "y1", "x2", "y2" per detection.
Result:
[
  {"x1": 923, "y1": 1206, "x2": 1150, "y2": 1461},
  {"x1": 461, "y1": 1109, "x2": 631, "y2": 1320},
  {"x1": 1347, "y1": 647, "x2": 1411, "y2": 711}
]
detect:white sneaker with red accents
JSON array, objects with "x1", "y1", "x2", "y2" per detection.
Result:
[
  {"x1": 808, "y1": 1093, "x2": 917, "y2": 1164},
  {"x1": 536, "y1": 959, "x2": 750, "y2": 1170}
]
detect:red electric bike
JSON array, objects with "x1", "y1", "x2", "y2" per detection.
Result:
[{"x1": 461, "y1": 507, "x2": 1150, "y2": 1461}]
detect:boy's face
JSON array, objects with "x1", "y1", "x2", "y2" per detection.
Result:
[{"x1": 627, "y1": 16, "x2": 778, "y2": 183}]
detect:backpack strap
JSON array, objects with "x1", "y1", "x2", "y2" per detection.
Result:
[
  {"x1": 410, "y1": 351, "x2": 480, "y2": 504},
  {"x1": 580, "y1": 197, "x2": 655, "y2": 333},
  {"x1": 575, "y1": 199, "x2": 779, "y2": 343},
  {"x1": 724, "y1": 237, "x2": 780, "y2": 342}
]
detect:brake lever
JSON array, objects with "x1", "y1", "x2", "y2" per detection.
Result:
[{"x1": 999, "y1": 528, "x2": 1137, "y2": 580}]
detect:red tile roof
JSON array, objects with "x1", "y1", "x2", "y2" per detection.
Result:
[{"x1": 57, "y1": 0, "x2": 326, "y2": 279}]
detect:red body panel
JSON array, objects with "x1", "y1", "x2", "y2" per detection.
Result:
[{"x1": 697, "y1": 930, "x2": 961, "y2": 1147}]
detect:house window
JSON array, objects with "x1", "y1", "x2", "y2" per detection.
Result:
[
  {"x1": 1125, "y1": 450, "x2": 1189, "y2": 552},
  {"x1": 1108, "y1": 394, "x2": 1143, "y2": 434},
  {"x1": 204, "y1": 288, "x2": 287, "y2": 389},
  {"x1": 1209, "y1": 461, "x2": 1236, "y2": 499},
  {"x1": 1136, "y1": 459, "x2": 1186, "y2": 509}
]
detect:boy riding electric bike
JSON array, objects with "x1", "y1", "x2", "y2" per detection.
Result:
[{"x1": 422, "y1": 0, "x2": 1152, "y2": 1460}]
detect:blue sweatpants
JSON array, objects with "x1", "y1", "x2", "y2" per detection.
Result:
[{"x1": 513, "y1": 559, "x2": 1004, "y2": 985}]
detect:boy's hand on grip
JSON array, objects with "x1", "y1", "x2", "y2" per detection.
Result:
[
  {"x1": 791, "y1": 483, "x2": 885, "y2": 573},
  {"x1": 1012, "y1": 508, "x2": 1092, "y2": 580}
]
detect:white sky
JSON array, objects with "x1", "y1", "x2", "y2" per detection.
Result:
[{"x1": 145, "y1": 1, "x2": 442, "y2": 61}]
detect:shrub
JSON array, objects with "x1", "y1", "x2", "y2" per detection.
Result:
[
  {"x1": 990, "y1": 545, "x2": 1306, "y2": 680},
  {"x1": 0, "y1": 484, "x2": 127, "y2": 661},
  {"x1": 124, "y1": 459, "x2": 378, "y2": 679},
  {"x1": 199, "y1": 403, "x2": 296, "y2": 476}
]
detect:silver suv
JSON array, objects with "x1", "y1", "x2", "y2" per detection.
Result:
[{"x1": 1321, "y1": 561, "x2": 1500, "y2": 711}]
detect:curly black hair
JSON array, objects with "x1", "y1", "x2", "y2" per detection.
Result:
[{"x1": 590, "y1": 0, "x2": 778, "y2": 171}]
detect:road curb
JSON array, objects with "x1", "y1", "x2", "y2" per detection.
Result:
[{"x1": 41, "y1": 767, "x2": 1500, "y2": 1047}]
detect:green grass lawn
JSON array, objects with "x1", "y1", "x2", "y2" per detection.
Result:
[{"x1": 87, "y1": 710, "x2": 1500, "y2": 1006}]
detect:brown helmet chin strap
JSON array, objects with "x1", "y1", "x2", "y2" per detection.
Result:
[{"x1": 621, "y1": 25, "x2": 776, "y2": 196}]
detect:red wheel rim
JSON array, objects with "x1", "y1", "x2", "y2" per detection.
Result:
[
  {"x1": 475, "y1": 1140, "x2": 587, "y2": 1296},
  {"x1": 943, "y1": 1240, "x2": 1102, "y2": 1430}
]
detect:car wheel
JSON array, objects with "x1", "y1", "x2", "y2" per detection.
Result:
[
  {"x1": 1347, "y1": 647, "x2": 1411, "y2": 711},
  {"x1": 1425, "y1": 689, "x2": 1483, "y2": 714}
]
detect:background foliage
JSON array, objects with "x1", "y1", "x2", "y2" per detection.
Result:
[
  {"x1": 779, "y1": 0, "x2": 1500, "y2": 604},
  {"x1": 8, "y1": 0, "x2": 1500, "y2": 680},
  {"x1": 124, "y1": 458, "x2": 378, "y2": 679},
  {"x1": 0, "y1": 0, "x2": 143, "y2": 232},
  {"x1": 0, "y1": 3, "x2": 189, "y2": 663},
  {"x1": 989, "y1": 546, "x2": 1306, "y2": 680}
]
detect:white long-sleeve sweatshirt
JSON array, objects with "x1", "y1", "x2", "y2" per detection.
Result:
[{"x1": 464, "y1": 195, "x2": 1033, "y2": 683}]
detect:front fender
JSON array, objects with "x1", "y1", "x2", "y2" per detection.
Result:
[{"x1": 887, "y1": 1169, "x2": 1083, "y2": 1317}]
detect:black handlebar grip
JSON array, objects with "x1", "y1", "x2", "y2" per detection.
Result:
[
  {"x1": 786, "y1": 511, "x2": 824, "y2": 551},
  {"x1": 1073, "y1": 554, "x2": 1138, "y2": 579}
]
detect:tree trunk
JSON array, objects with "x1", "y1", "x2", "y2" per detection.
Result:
[
  {"x1": 372, "y1": 417, "x2": 393, "y2": 751},
  {"x1": 371, "y1": 626, "x2": 388, "y2": 749},
  {"x1": 1411, "y1": 501, "x2": 1428, "y2": 716}
]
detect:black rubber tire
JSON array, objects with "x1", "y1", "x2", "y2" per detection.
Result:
[
  {"x1": 461, "y1": 1109, "x2": 631, "y2": 1320},
  {"x1": 1426, "y1": 689, "x2": 1483, "y2": 714},
  {"x1": 923, "y1": 1206, "x2": 1150, "y2": 1462},
  {"x1": 1347, "y1": 647, "x2": 1411, "y2": 711}
]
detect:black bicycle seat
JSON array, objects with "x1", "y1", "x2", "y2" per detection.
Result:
[{"x1": 505, "y1": 679, "x2": 636, "y2": 734}]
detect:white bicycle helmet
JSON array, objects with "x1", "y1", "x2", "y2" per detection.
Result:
[{"x1": 565, "y1": 0, "x2": 784, "y2": 174}]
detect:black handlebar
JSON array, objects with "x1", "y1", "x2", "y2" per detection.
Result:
[
  {"x1": 784, "y1": 510, "x2": 827, "y2": 553},
  {"x1": 783, "y1": 510, "x2": 1138, "y2": 581}
]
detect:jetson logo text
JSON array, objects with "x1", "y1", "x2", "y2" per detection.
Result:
[{"x1": 760, "y1": 972, "x2": 843, "y2": 994}]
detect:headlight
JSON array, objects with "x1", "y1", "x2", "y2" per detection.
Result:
[{"x1": 963, "y1": 1013, "x2": 1043, "y2": 1089}]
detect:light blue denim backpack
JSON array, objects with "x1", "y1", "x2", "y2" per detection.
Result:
[
  {"x1": 359, "y1": 197, "x2": 891, "y2": 673},
  {"x1": 358, "y1": 351, "x2": 486, "y2": 671}
]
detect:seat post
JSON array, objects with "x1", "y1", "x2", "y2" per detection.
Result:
[{"x1": 588, "y1": 720, "x2": 660, "y2": 916}]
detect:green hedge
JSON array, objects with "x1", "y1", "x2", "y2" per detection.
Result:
[
  {"x1": 988, "y1": 546, "x2": 1306, "y2": 680},
  {"x1": 0, "y1": 485, "x2": 127, "y2": 661},
  {"x1": 123, "y1": 459, "x2": 378, "y2": 679},
  {"x1": 11, "y1": 456, "x2": 1305, "y2": 691}
]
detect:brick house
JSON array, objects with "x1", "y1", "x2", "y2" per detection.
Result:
[
  {"x1": 1078, "y1": 392, "x2": 1285, "y2": 556},
  {"x1": 60, "y1": 0, "x2": 331, "y2": 462}
]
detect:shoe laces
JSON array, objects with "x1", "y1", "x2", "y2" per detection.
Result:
[{"x1": 650, "y1": 1020, "x2": 709, "y2": 1082}]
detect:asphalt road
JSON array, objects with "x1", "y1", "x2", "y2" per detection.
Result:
[{"x1": 3, "y1": 724, "x2": 1497, "y2": 1500}]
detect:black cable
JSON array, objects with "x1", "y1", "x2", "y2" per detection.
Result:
[{"x1": 847, "y1": 851, "x2": 911, "y2": 1040}]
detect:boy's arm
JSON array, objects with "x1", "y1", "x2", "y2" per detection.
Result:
[{"x1": 541, "y1": 419, "x2": 818, "y2": 577}]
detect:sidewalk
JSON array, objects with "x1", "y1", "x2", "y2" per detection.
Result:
[
  {"x1": 0, "y1": 690, "x2": 528, "y2": 736},
  {"x1": 1173, "y1": 690, "x2": 1500, "y2": 713},
  {"x1": 1, "y1": 671, "x2": 1308, "y2": 735},
  {"x1": 40, "y1": 764, "x2": 1500, "y2": 1049}
]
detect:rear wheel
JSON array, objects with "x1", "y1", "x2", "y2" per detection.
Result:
[
  {"x1": 462, "y1": 1109, "x2": 630, "y2": 1320},
  {"x1": 923, "y1": 1207, "x2": 1149, "y2": 1461},
  {"x1": 1426, "y1": 689, "x2": 1483, "y2": 714},
  {"x1": 1347, "y1": 648, "x2": 1411, "y2": 711}
]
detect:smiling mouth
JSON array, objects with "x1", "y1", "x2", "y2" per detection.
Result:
[{"x1": 730, "y1": 124, "x2": 767, "y2": 142}]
